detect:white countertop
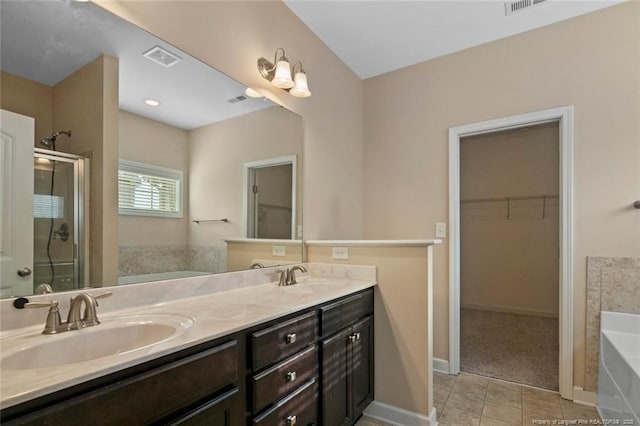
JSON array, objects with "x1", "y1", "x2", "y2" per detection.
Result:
[{"x1": 0, "y1": 273, "x2": 376, "y2": 410}]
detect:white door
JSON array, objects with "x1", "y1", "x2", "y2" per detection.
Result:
[{"x1": 0, "y1": 109, "x2": 35, "y2": 297}]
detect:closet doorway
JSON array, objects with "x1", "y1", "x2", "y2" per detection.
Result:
[
  {"x1": 448, "y1": 106, "x2": 574, "y2": 399},
  {"x1": 459, "y1": 122, "x2": 559, "y2": 390}
]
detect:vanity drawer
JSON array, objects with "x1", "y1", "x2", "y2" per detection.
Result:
[
  {"x1": 320, "y1": 289, "x2": 373, "y2": 337},
  {"x1": 8, "y1": 339, "x2": 238, "y2": 426},
  {"x1": 251, "y1": 311, "x2": 317, "y2": 371},
  {"x1": 252, "y1": 345, "x2": 317, "y2": 413},
  {"x1": 252, "y1": 378, "x2": 318, "y2": 426}
]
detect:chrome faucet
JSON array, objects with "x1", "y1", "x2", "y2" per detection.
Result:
[
  {"x1": 25, "y1": 291, "x2": 112, "y2": 334},
  {"x1": 277, "y1": 265, "x2": 308, "y2": 286}
]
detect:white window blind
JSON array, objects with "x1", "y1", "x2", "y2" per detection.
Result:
[
  {"x1": 34, "y1": 194, "x2": 65, "y2": 219},
  {"x1": 118, "y1": 160, "x2": 183, "y2": 218}
]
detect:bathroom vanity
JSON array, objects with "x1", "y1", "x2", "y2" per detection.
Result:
[{"x1": 0, "y1": 265, "x2": 375, "y2": 426}]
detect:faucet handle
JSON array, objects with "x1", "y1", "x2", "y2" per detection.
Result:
[
  {"x1": 93, "y1": 291, "x2": 112, "y2": 306},
  {"x1": 25, "y1": 300, "x2": 58, "y2": 309},
  {"x1": 25, "y1": 300, "x2": 63, "y2": 334},
  {"x1": 276, "y1": 270, "x2": 287, "y2": 286}
]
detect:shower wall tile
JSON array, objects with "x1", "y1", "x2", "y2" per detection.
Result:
[{"x1": 584, "y1": 256, "x2": 640, "y2": 392}]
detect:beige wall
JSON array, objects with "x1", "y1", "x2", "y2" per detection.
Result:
[
  {"x1": 460, "y1": 124, "x2": 559, "y2": 317},
  {"x1": 226, "y1": 241, "x2": 302, "y2": 272},
  {"x1": 188, "y1": 106, "x2": 303, "y2": 249},
  {"x1": 0, "y1": 71, "x2": 53, "y2": 146},
  {"x1": 308, "y1": 245, "x2": 434, "y2": 416},
  {"x1": 118, "y1": 110, "x2": 189, "y2": 247},
  {"x1": 363, "y1": 2, "x2": 640, "y2": 389},
  {"x1": 95, "y1": 0, "x2": 364, "y2": 241},
  {"x1": 52, "y1": 55, "x2": 119, "y2": 286}
]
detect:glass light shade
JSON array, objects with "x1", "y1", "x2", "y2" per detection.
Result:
[
  {"x1": 245, "y1": 87, "x2": 263, "y2": 98},
  {"x1": 272, "y1": 59, "x2": 294, "y2": 89},
  {"x1": 290, "y1": 71, "x2": 311, "y2": 98}
]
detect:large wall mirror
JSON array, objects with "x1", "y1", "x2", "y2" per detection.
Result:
[{"x1": 0, "y1": 1, "x2": 303, "y2": 298}]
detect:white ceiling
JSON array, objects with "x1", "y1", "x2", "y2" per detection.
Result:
[
  {"x1": 1, "y1": 1, "x2": 274, "y2": 130},
  {"x1": 284, "y1": 0, "x2": 626, "y2": 79}
]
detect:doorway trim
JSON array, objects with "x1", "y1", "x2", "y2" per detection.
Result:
[
  {"x1": 242, "y1": 155, "x2": 297, "y2": 239},
  {"x1": 448, "y1": 106, "x2": 574, "y2": 399}
]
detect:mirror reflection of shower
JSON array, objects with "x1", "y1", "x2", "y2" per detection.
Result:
[
  {"x1": 40, "y1": 130, "x2": 71, "y2": 151},
  {"x1": 33, "y1": 130, "x2": 89, "y2": 293}
]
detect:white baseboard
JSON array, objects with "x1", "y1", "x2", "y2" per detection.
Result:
[
  {"x1": 433, "y1": 357, "x2": 450, "y2": 374},
  {"x1": 461, "y1": 303, "x2": 559, "y2": 318},
  {"x1": 573, "y1": 386, "x2": 597, "y2": 407},
  {"x1": 363, "y1": 401, "x2": 436, "y2": 425}
]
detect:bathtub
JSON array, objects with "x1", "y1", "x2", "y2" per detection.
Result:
[
  {"x1": 118, "y1": 271, "x2": 210, "y2": 285},
  {"x1": 598, "y1": 311, "x2": 640, "y2": 424}
]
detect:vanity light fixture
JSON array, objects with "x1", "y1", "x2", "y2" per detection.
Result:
[
  {"x1": 144, "y1": 99, "x2": 161, "y2": 107},
  {"x1": 257, "y1": 48, "x2": 311, "y2": 98}
]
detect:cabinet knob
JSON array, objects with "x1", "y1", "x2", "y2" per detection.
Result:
[
  {"x1": 286, "y1": 415, "x2": 297, "y2": 426},
  {"x1": 285, "y1": 333, "x2": 296, "y2": 344},
  {"x1": 286, "y1": 371, "x2": 297, "y2": 382},
  {"x1": 355, "y1": 332, "x2": 361, "y2": 341}
]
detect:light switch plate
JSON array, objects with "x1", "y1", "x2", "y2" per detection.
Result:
[
  {"x1": 332, "y1": 247, "x2": 349, "y2": 260},
  {"x1": 272, "y1": 245, "x2": 286, "y2": 257},
  {"x1": 435, "y1": 223, "x2": 447, "y2": 238}
]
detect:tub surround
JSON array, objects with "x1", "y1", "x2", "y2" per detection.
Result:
[
  {"x1": 118, "y1": 244, "x2": 226, "y2": 277},
  {"x1": 585, "y1": 257, "x2": 640, "y2": 392},
  {"x1": 598, "y1": 311, "x2": 640, "y2": 423},
  {"x1": 0, "y1": 263, "x2": 376, "y2": 409}
]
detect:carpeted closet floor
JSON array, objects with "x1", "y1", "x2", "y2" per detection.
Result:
[{"x1": 460, "y1": 308, "x2": 559, "y2": 391}]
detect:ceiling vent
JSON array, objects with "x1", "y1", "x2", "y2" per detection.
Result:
[
  {"x1": 143, "y1": 46, "x2": 182, "y2": 68},
  {"x1": 227, "y1": 95, "x2": 248, "y2": 104},
  {"x1": 504, "y1": 0, "x2": 548, "y2": 16}
]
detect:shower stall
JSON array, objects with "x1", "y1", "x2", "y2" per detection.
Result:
[{"x1": 33, "y1": 148, "x2": 89, "y2": 292}]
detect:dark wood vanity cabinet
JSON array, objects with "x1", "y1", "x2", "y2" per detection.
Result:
[
  {"x1": 248, "y1": 311, "x2": 319, "y2": 425},
  {"x1": 1, "y1": 338, "x2": 243, "y2": 426},
  {"x1": 319, "y1": 292, "x2": 374, "y2": 426},
  {"x1": 1, "y1": 288, "x2": 374, "y2": 426}
]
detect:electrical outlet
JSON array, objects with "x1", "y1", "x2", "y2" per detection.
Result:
[
  {"x1": 297, "y1": 225, "x2": 303, "y2": 239},
  {"x1": 272, "y1": 245, "x2": 286, "y2": 257},
  {"x1": 435, "y1": 222, "x2": 447, "y2": 238},
  {"x1": 332, "y1": 247, "x2": 349, "y2": 260}
]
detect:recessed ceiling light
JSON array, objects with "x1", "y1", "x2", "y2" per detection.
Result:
[
  {"x1": 245, "y1": 88, "x2": 263, "y2": 98},
  {"x1": 145, "y1": 99, "x2": 161, "y2": 107}
]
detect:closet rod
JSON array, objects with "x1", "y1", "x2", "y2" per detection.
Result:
[{"x1": 461, "y1": 194, "x2": 559, "y2": 203}]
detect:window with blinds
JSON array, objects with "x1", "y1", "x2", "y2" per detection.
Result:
[{"x1": 118, "y1": 160, "x2": 183, "y2": 218}]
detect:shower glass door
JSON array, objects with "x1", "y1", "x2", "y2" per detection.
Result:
[{"x1": 33, "y1": 150, "x2": 88, "y2": 293}]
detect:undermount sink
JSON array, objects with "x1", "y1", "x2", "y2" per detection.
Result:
[{"x1": 1, "y1": 313, "x2": 194, "y2": 370}]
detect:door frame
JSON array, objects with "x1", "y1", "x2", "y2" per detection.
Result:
[
  {"x1": 242, "y1": 155, "x2": 297, "y2": 239},
  {"x1": 448, "y1": 106, "x2": 574, "y2": 399}
]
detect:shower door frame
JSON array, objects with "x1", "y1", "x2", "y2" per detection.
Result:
[{"x1": 34, "y1": 148, "x2": 90, "y2": 290}]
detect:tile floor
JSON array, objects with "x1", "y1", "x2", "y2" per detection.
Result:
[{"x1": 356, "y1": 372, "x2": 600, "y2": 426}]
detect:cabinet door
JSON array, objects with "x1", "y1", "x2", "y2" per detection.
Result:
[
  {"x1": 350, "y1": 316, "x2": 374, "y2": 421},
  {"x1": 321, "y1": 328, "x2": 352, "y2": 426},
  {"x1": 169, "y1": 388, "x2": 240, "y2": 426}
]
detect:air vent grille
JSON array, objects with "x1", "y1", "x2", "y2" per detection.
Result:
[
  {"x1": 227, "y1": 95, "x2": 248, "y2": 104},
  {"x1": 143, "y1": 46, "x2": 182, "y2": 68},
  {"x1": 504, "y1": 0, "x2": 548, "y2": 15}
]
